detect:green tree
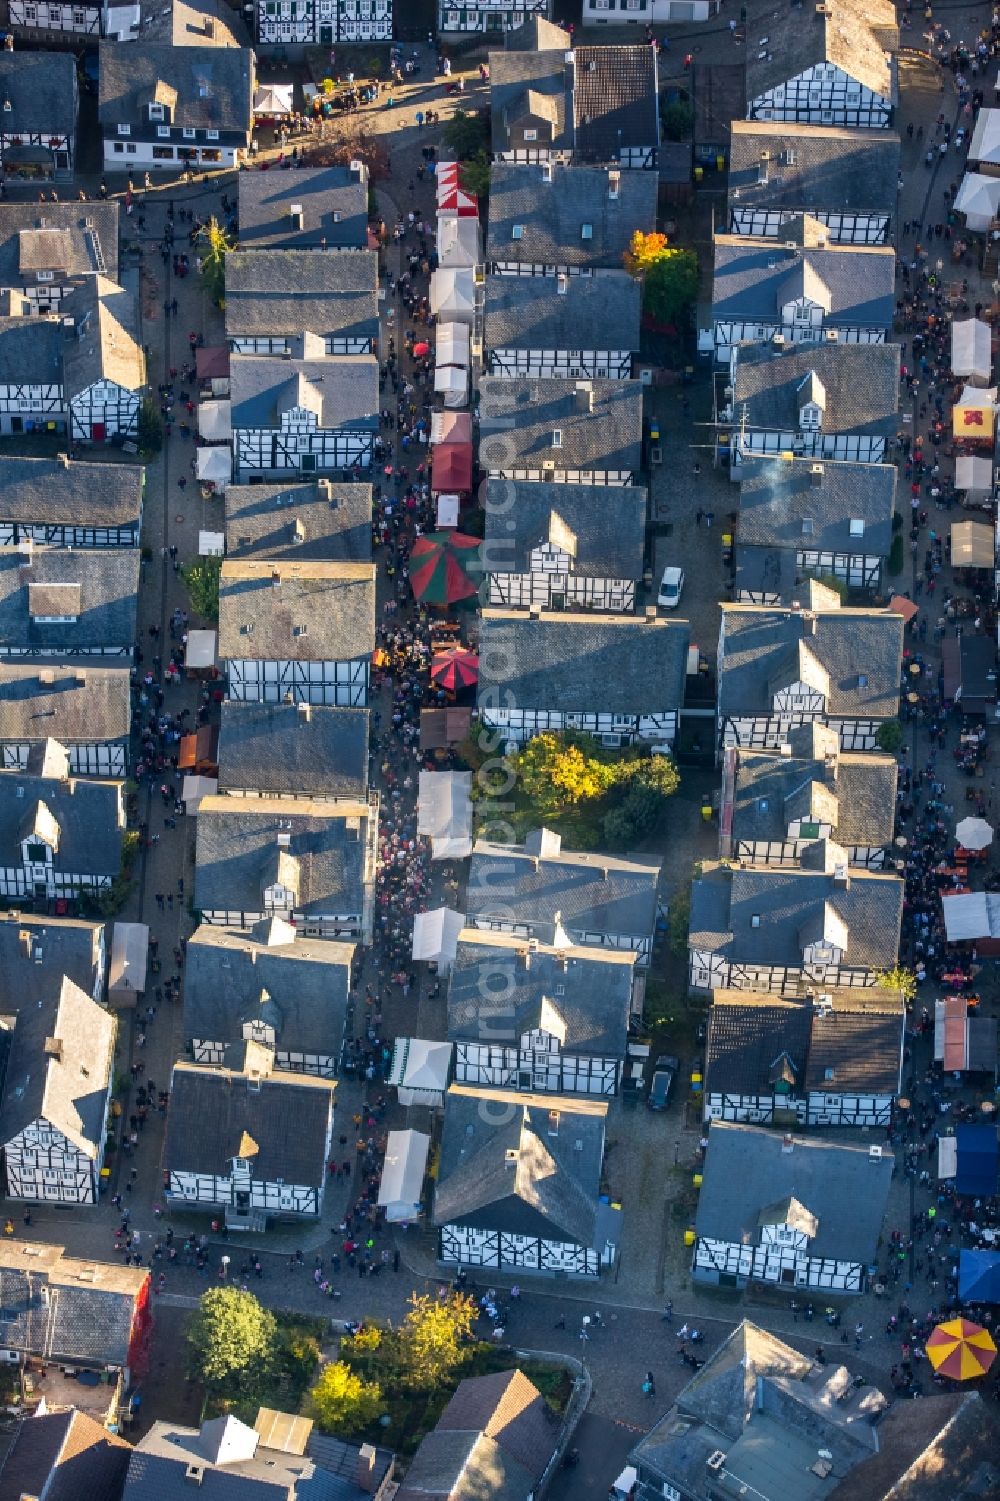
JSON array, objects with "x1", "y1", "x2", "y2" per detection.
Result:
[
  {"x1": 668, "y1": 882, "x2": 692, "y2": 957},
  {"x1": 397, "y1": 1292, "x2": 477, "y2": 1391},
  {"x1": 459, "y1": 150, "x2": 490, "y2": 198},
  {"x1": 624, "y1": 231, "x2": 699, "y2": 329},
  {"x1": 137, "y1": 398, "x2": 163, "y2": 457},
  {"x1": 661, "y1": 99, "x2": 693, "y2": 141},
  {"x1": 876, "y1": 965, "x2": 918, "y2": 1005},
  {"x1": 887, "y1": 533, "x2": 905, "y2": 576},
  {"x1": 875, "y1": 720, "x2": 905, "y2": 754},
  {"x1": 442, "y1": 109, "x2": 489, "y2": 160},
  {"x1": 187, "y1": 1288, "x2": 277, "y2": 1390},
  {"x1": 197, "y1": 216, "x2": 233, "y2": 305},
  {"x1": 182, "y1": 556, "x2": 221, "y2": 622},
  {"x1": 307, "y1": 1361, "x2": 383, "y2": 1433}
]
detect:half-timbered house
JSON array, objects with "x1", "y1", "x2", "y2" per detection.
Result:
[
  {"x1": 0, "y1": 314, "x2": 65, "y2": 436},
  {"x1": 716, "y1": 585, "x2": 904, "y2": 752},
  {"x1": 403, "y1": 1372, "x2": 554, "y2": 1501},
  {"x1": 478, "y1": 607, "x2": 689, "y2": 746},
  {"x1": 484, "y1": 271, "x2": 639, "y2": 379},
  {"x1": 230, "y1": 353, "x2": 379, "y2": 480},
  {"x1": 98, "y1": 41, "x2": 254, "y2": 173},
  {"x1": 62, "y1": 278, "x2": 144, "y2": 445},
  {"x1": 225, "y1": 250, "x2": 379, "y2": 356},
  {"x1": 727, "y1": 337, "x2": 899, "y2": 469},
  {"x1": 734, "y1": 455, "x2": 896, "y2": 601},
  {"x1": 0, "y1": 662, "x2": 131, "y2": 775},
  {"x1": 236, "y1": 163, "x2": 369, "y2": 249},
  {"x1": 711, "y1": 217, "x2": 895, "y2": 360},
  {"x1": 225, "y1": 478, "x2": 372, "y2": 563},
  {"x1": 0, "y1": 739, "x2": 125, "y2": 903},
  {"x1": 218, "y1": 701, "x2": 369, "y2": 801},
  {"x1": 688, "y1": 839, "x2": 904, "y2": 994},
  {"x1": 448, "y1": 929, "x2": 636, "y2": 1096},
  {"x1": 0, "y1": 454, "x2": 142, "y2": 548},
  {"x1": 727, "y1": 121, "x2": 900, "y2": 244},
  {"x1": 255, "y1": 0, "x2": 391, "y2": 48},
  {"x1": 702, "y1": 985, "x2": 905, "y2": 1127},
  {"x1": 194, "y1": 794, "x2": 377, "y2": 941},
  {"x1": 165, "y1": 1041, "x2": 335, "y2": 1229},
  {"x1": 487, "y1": 162, "x2": 657, "y2": 276},
  {"x1": 572, "y1": 45, "x2": 659, "y2": 169},
  {"x1": 0, "y1": 909, "x2": 106, "y2": 1002},
  {"x1": 489, "y1": 19, "x2": 573, "y2": 163},
  {"x1": 218, "y1": 558, "x2": 375, "y2": 706},
  {"x1": 719, "y1": 722, "x2": 897, "y2": 868},
  {"x1": 479, "y1": 377, "x2": 643, "y2": 484},
  {"x1": 484, "y1": 479, "x2": 646, "y2": 611},
  {"x1": 0, "y1": 543, "x2": 139, "y2": 660},
  {"x1": 746, "y1": 0, "x2": 896, "y2": 130},
  {"x1": 0, "y1": 1241, "x2": 149, "y2": 1380},
  {"x1": 6, "y1": 0, "x2": 138, "y2": 40},
  {"x1": 183, "y1": 918, "x2": 355, "y2": 1077},
  {"x1": 434, "y1": 1084, "x2": 616, "y2": 1277},
  {"x1": 0, "y1": 52, "x2": 77, "y2": 181},
  {"x1": 0, "y1": 203, "x2": 119, "y2": 314},
  {"x1": 466, "y1": 828, "x2": 662, "y2": 964},
  {"x1": 439, "y1": 0, "x2": 550, "y2": 37},
  {"x1": 691, "y1": 1122, "x2": 894, "y2": 1293},
  {"x1": 0, "y1": 973, "x2": 114, "y2": 1205},
  {"x1": 0, "y1": 1411, "x2": 132, "y2": 1499}
]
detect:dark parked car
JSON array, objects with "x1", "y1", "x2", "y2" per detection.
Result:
[{"x1": 648, "y1": 1054, "x2": 679, "y2": 1111}]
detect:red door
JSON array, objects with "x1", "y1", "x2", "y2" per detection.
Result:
[{"x1": 92, "y1": 423, "x2": 106, "y2": 442}]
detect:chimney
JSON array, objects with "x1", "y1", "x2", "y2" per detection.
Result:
[
  {"x1": 289, "y1": 204, "x2": 304, "y2": 232},
  {"x1": 74, "y1": 669, "x2": 86, "y2": 686},
  {"x1": 547, "y1": 1109, "x2": 559, "y2": 1137},
  {"x1": 349, "y1": 158, "x2": 365, "y2": 182},
  {"x1": 56, "y1": 451, "x2": 69, "y2": 468},
  {"x1": 608, "y1": 168, "x2": 621, "y2": 200},
  {"x1": 600, "y1": 866, "x2": 609, "y2": 881},
  {"x1": 809, "y1": 463, "x2": 824, "y2": 487},
  {"x1": 184, "y1": 1464, "x2": 205, "y2": 1487},
  {"x1": 563, "y1": 49, "x2": 575, "y2": 91},
  {"x1": 271, "y1": 568, "x2": 281, "y2": 589},
  {"x1": 43, "y1": 1036, "x2": 63, "y2": 1063},
  {"x1": 528, "y1": 604, "x2": 542, "y2": 620},
  {"x1": 573, "y1": 381, "x2": 593, "y2": 413},
  {"x1": 356, "y1": 1444, "x2": 378, "y2": 1495},
  {"x1": 541, "y1": 161, "x2": 553, "y2": 184},
  {"x1": 291, "y1": 517, "x2": 306, "y2": 544},
  {"x1": 19, "y1": 539, "x2": 33, "y2": 568},
  {"x1": 297, "y1": 702, "x2": 312, "y2": 725},
  {"x1": 38, "y1": 668, "x2": 55, "y2": 686},
  {"x1": 833, "y1": 863, "x2": 850, "y2": 889},
  {"x1": 645, "y1": 606, "x2": 657, "y2": 622},
  {"x1": 317, "y1": 477, "x2": 333, "y2": 500},
  {"x1": 203, "y1": 15, "x2": 214, "y2": 35},
  {"x1": 781, "y1": 1133, "x2": 794, "y2": 1153},
  {"x1": 556, "y1": 272, "x2": 568, "y2": 296}
]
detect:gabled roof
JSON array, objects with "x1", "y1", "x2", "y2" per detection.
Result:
[
  {"x1": 98, "y1": 41, "x2": 253, "y2": 135},
  {"x1": 448, "y1": 929, "x2": 635, "y2": 1058},
  {"x1": 218, "y1": 559, "x2": 375, "y2": 662},
  {"x1": 0, "y1": 662, "x2": 131, "y2": 745},
  {"x1": 484, "y1": 271, "x2": 640, "y2": 354},
  {"x1": 143, "y1": 0, "x2": 251, "y2": 49},
  {"x1": 237, "y1": 165, "x2": 369, "y2": 251},
  {"x1": 434, "y1": 1085, "x2": 607, "y2": 1246},
  {"x1": 398, "y1": 1370, "x2": 556, "y2": 1501},
  {"x1": 489, "y1": 46, "x2": 572, "y2": 155},
  {"x1": 0, "y1": 453, "x2": 143, "y2": 530},
  {"x1": 732, "y1": 338, "x2": 899, "y2": 441},
  {"x1": 0, "y1": 911, "x2": 102, "y2": 1003},
  {"x1": 0, "y1": 1409, "x2": 131, "y2": 1501},
  {"x1": 218, "y1": 701, "x2": 369, "y2": 799},
  {"x1": 738, "y1": 456, "x2": 896, "y2": 559},
  {"x1": 487, "y1": 163, "x2": 657, "y2": 269},
  {"x1": 0, "y1": 761, "x2": 123, "y2": 876},
  {"x1": 828, "y1": 1392, "x2": 1000, "y2": 1501},
  {"x1": 573, "y1": 46, "x2": 659, "y2": 159},
  {"x1": 728, "y1": 122, "x2": 900, "y2": 221},
  {"x1": 0, "y1": 313, "x2": 63, "y2": 384},
  {"x1": 229, "y1": 353, "x2": 379, "y2": 431},
  {"x1": 729, "y1": 731, "x2": 898, "y2": 849},
  {"x1": 0, "y1": 1240, "x2": 147, "y2": 1366},
  {"x1": 504, "y1": 15, "x2": 571, "y2": 50},
  {"x1": 478, "y1": 609, "x2": 689, "y2": 716},
  {"x1": 745, "y1": 0, "x2": 898, "y2": 104},
  {"x1": 0, "y1": 203, "x2": 119, "y2": 287},
  {"x1": 61, "y1": 277, "x2": 144, "y2": 399},
  {"x1": 704, "y1": 992, "x2": 812, "y2": 1099},
  {"x1": 483, "y1": 480, "x2": 646, "y2": 580},
  {"x1": 479, "y1": 376, "x2": 643, "y2": 475},
  {"x1": 0, "y1": 51, "x2": 77, "y2": 137},
  {"x1": 224, "y1": 479, "x2": 372, "y2": 562},
  {"x1": 713, "y1": 233, "x2": 895, "y2": 330},
  {"x1": 224, "y1": 249, "x2": 378, "y2": 341},
  {"x1": 805, "y1": 989, "x2": 905, "y2": 1095}
]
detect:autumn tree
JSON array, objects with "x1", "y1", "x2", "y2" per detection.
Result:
[
  {"x1": 876, "y1": 965, "x2": 918, "y2": 1005},
  {"x1": 197, "y1": 217, "x2": 233, "y2": 306},
  {"x1": 181, "y1": 557, "x2": 221, "y2": 623},
  {"x1": 396, "y1": 1292, "x2": 477, "y2": 1391},
  {"x1": 186, "y1": 1288, "x2": 277, "y2": 1390},
  {"x1": 514, "y1": 734, "x2": 613, "y2": 816},
  {"x1": 624, "y1": 231, "x2": 699, "y2": 329},
  {"x1": 307, "y1": 1361, "x2": 383, "y2": 1434}
]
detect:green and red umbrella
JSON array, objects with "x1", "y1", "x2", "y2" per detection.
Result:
[
  {"x1": 409, "y1": 531, "x2": 482, "y2": 606},
  {"x1": 430, "y1": 647, "x2": 479, "y2": 692}
]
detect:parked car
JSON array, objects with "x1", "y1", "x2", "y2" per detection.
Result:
[
  {"x1": 648, "y1": 1054, "x2": 679, "y2": 1110},
  {"x1": 657, "y1": 566, "x2": 685, "y2": 609}
]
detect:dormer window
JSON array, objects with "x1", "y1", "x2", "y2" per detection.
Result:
[
  {"x1": 581, "y1": 223, "x2": 593, "y2": 240},
  {"x1": 148, "y1": 102, "x2": 164, "y2": 122},
  {"x1": 848, "y1": 518, "x2": 864, "y2": 538},
  {"x1": 512, "y1": 224, "x2": 524, "y2": 240}
]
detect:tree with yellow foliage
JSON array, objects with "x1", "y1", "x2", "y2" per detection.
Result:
[{"x1": 624, "y1": 231, "x2": 699, "y2": 329}]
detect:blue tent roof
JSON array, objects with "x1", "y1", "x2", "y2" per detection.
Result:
[
  {"x1": 960, "y1": 1249, "x2": 1000, "y2": 1304},
  {"x1": 955, "y1": 1124, "x2": 999, "y2": 1197}
]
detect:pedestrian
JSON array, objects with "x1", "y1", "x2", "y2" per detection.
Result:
[{"x1": 642, "y1": 1372, "x2": 656, "y2": 1397}]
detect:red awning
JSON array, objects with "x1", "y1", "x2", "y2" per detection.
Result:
[
  {"x1": 196, "y1": 346, "x2": 230, "y2": 380},
  {"x1": 432, "y1": 441, "x2": 473, "y2": 493}
]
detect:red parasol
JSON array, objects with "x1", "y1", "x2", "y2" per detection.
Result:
[
  {"x1": 409, "y1": 531, "x2": 482, "y2": 606},
  {"x1": 413, "y1": 341, "x2": 431, "y2": 357},
  {"x1": 430, "y1": 647, "x2": 479, "y2": 692}
]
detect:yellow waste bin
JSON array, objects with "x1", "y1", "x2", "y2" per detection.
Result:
[{"x1": 684, "y1": 1228, "x2": 696, "y2": 1247}]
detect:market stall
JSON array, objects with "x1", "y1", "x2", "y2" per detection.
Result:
[
  {"x1": 388, "y1": 1040, "x2": 452, "y2": 1107},
  {"x1": 417, "y1": 769, "x2": 473, "y2": 859},
  {"x1": 431, "y1": 441, "x2": 473, "y2": 494},
  {"x1": 951, "y1": 519, "x2": 996, "y2": 568},
  {"x1": 108, "y1": 921, "x2": 148, "y2": 1009},
  {"x1": 377, "y1": 1130, "x2": 430, "y2": 1222},
  {"x1": 952, "y1": 318, "x2": 993, "y2": 386},
  {"x1": 430, "y1": 267, "x2": 475, "y2": 325},
  {"x1": 196, "y1": 446, "x2": 231, "y2": 492},
  {"x1": 954, "y1": 172, "x2": 1000, "y2": 231},
  {"x1": 411, "y1": 906, "x2": 464, "y2": 968},
  {"x1": 420, "y1": 707, "x2": 472, "y2": 751},
  {"x1": 181, "y1": 774, "x2": 219, "y2": 813},
  {"x1": 430, "y1": 410, "x2": 473, "y2": 447},
  {"x1": 434, "y1": 364, "x2": 468, "y2": 409},
  {"x1": 198, "y1": 400, "x2": 232, "y2": 442},
  {"x1": 437, "y1": 215, "x2": 481, "y2": 269},
  {"x1": 955, "y1": 455, "x2": 995, "y2": 498},
  {"x1": 185, "y1": 629, "x2": 217, "y2": 679}
]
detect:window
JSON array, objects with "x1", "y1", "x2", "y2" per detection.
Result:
[
  {"x1": 113, "y1": 143, "x2": 124, "y2": 153},
  {"x1": 26, "y1": 842, "x2": 48, "y2": 863},
  {"x1": 523, "y1": 128, "x2": 537, "y2": 141},
  {"x1": 581, "y1": 222, "x2": 593, "y2": 239},
  {"x1": 848, "y1": 518, "x2": 864, "y2": 537},
  {"x1": 551, "y1": 430, "x2": 562, "y2": 448},
  {"x1": 751, "y1": 914, "x2": 761, "y2": 928},
  {"x1": 117, "y1": 124, "x2": 130, "y2": 136},
  {"x1": 801, "y1": 517, "x2": 814, "y2": 535},
  {"x1": 823, "y1": 1067, "x2": 835, "y2": 1081},
  {"x1": 512, "y1": 224, "x2": 524, "y2": 240},
  {"x1": 148, "y1": 102, "x2": 164, "y2": 121},
  {"x1": 182, "y1": 127, "x2": 196, "y2": 140},
  {"x1": 152, "y1": 145, "x2": 174, "y2": 160},
  {"x1": 206, "y1": 129, "x2": 219, "y2": 140},
  {"x1": 157, "y1": 125, "x2": 171, "y2": 138},
  {"x1": 234, "y1": 1157, "x2": 249, "y2": 1171}
]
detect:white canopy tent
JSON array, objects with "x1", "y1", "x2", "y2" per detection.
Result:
[
  {"x1": 196, "y1": 446, "x2": 231, "y2": 488},
  {"x1": 198, "y1": 530, "x2": 226, "y2": 557},
  {"x1": 254, "y1": 82, "x2": 294, "y2": 116},
  {"x1": 186, "y1": 629, "x2": 217, "y2": 671},
  {"x1": 437, "y1": 215, "x2": 481, "y2": 268},
  {"x1": 941, "y1": 890, "x2": 1000, "y2": 941},
  {"x1": 437, "y1": 322, "x2": 471, "y2": 365},
  {"x1": 388, "y1": 1038, "x2": 453, "y2": 1107},
  {"x1": 430, "y1": 268, "x2": 475, "y2": 325},
  {"x1": 181, "y1": 774, "x2": 218, "y2": 812},
  {"x1": 951, "y1": 520, "x2": 995, "y2": 568},
  {"x1": 956, "y1": 455, "x2": 994, "y2": 493},
  {"x1": 198, "y1": 400, "x2": 232, "y2": 442},
  {"x1": 109, "y1": 921, "x2": 148, "y2": 1007},
  {"x1": 959, "y1": 384, "x2": 997, "y2": 408},
  {"x1": 411, "y1": 907, "x2": 465, "y2": 968},
  {"x1": 970, "y1": 107, "x2": 1000, "y2": 171},
  {"x1": 377, "y1": 1130, "x2": 430, "y2": 1222},
  {"x1": 954, "y1": 172, "x2": 1000, "y2": 232},
  {"x1": 434, "y1": 364, "x2": 468, "y2": 409},
  {"x1": 952, "y1": 319, "x2": 993, "y2": 386},
  {"x1": 938, "y1": 1136, "x2": 958, "y2": 1180},
  {"x1": 437, "y1": 493, "x2": 460, "y2": 527},
  {"x1": 417, "y1": 770, "x2": 473, "y2": 859}
]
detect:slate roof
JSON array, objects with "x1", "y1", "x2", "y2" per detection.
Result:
[
  {"x1": 217, "y1": 560, "x2": 376, "y2": 662},
  {"x1": 478, "y1": 609, "x2": 689, "y2": 716},
  {"x1": 478, "y1": 376, "x2": 643, "y2": 475},
  {"x1": 61, "y1": 276, "x2": 144, "y2": 399},
  {"x1": 728, "y1": 121, "x2": 900, "y2": 222},
  {"x1": 713, "y1": 231, "x2": 895, "y2": 331},
  {"x1": 0, "y1": 203, "x2": 119, "y2": 287},
  {"x1": 434, "y1": 1085, "x2": 607, "y2": 1247},
  {"x1": 732, "y1": 338, "x2": 899, "y2": 443},
  {"x1": 828, "y1": 1392, "x2": 1000, "y2": 1501},
  {"x1": 143, "y1": 0, "x2": 252, "y2": 49},
  {"x1": 688, "y1": 858, "x2": 904, "y2": 970},
  {"x1": 573, "y1": 46, "x2": 659, "y2": 159},
  {"x1": 0, "y1": 1409, "x2": 131, "y2": 1501},
  {"x1": 224, "y1": 479, "x2": 372, "y2": 562},
  {"x1": 398, "y1": 1370, "x2": 556, "y2": 1501},
  {"x1": 218, "y1": 701, "x2": 369, "y2": 799},
  {"x1": 165, "y1": 1055, "x2": 335, "y2": 1185},
  {"x1": 0, "y1": 314, "x2": 63, "y2": 385},
  {"x1": 0, "y1": 761, "x2": 124, "y2": 877},
  {"x1": 0, "y1": 454, "x2": 143, "y2": 531},
  {"x1": 126, "y1": 1416, "x2": 316, "y2": 1500},
  {"x1": 738, "y1": 456, "x2": 895, "y2": 559},
  {"x1": 183, "y1": 920, "x2": 354, "y2": 1060},
  {"x1": 448, "y1": 929, "x2": 635, "y2": 1059},
  {"x1": 484, "y1": 479, "x2": 646, "y2": 579},
  {"x1": 0, "y1": 51, "x2": 77, "y2": 137},
  {"x1": 229, "y1": 354, "x2": 379, "y2": 431},
  {"x1": 237, "y1": 166, "x2": 369, "y2": 251},
  {"x1": 484, "y1": 271, "x2": 640, "y2": 353},
  {"x1": 0, "y1": 662, "x2": 131, "y2": 746},
  {"x1": 0, "y1": 973, "x2": 114, "y2": 1155},
  {"x1": 98, "y1": 41, "x2": 253, "y2": 136},
  {"x1": 0, "y1": 1240, "x2": 147, "y2": 1366},
  {"x1": 745, "y1": 0, "x2": 898, "y2": 104},
  {"x1": 697, "y1": 1122, "x2": 893, "y2": 1263},
  {"x1": 730, "y1": 727, "x2": 897, "y2": 849},
  {"x1": 805, "y1": 990, "x2": 905, "y2": 1095},
  {"x1": 487, "y1": 163, "x2": 658, "y2": 269},
  {"x1": 504, "y1": 15, "x2": 571, "y2": 50},
  {"x1": 717, "y1": 597, "x2": 903, "y2": 719},
  {"x1": 489, "y1": 46, "x2": 571, "y2": 155},
  {"x1": 224, "y1": 250, "x2": 379, "y2": 342},
  {"x1": 193, "y1": 795, "x2": 372, "y2": 918},
  {"x1": 704, "y1": 992, "x2": 813, "y2": 1099},
  {"x1": 0, "y1": 911, "x2": 103, "y2": 1005},
  {"x1": 466, "y1": 833, "x2": 661, "y2": 947}
]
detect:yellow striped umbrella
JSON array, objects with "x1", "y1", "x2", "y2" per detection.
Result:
[{"x1": 926, "y1": 1317, "x2": 997, "y2": 1380}]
